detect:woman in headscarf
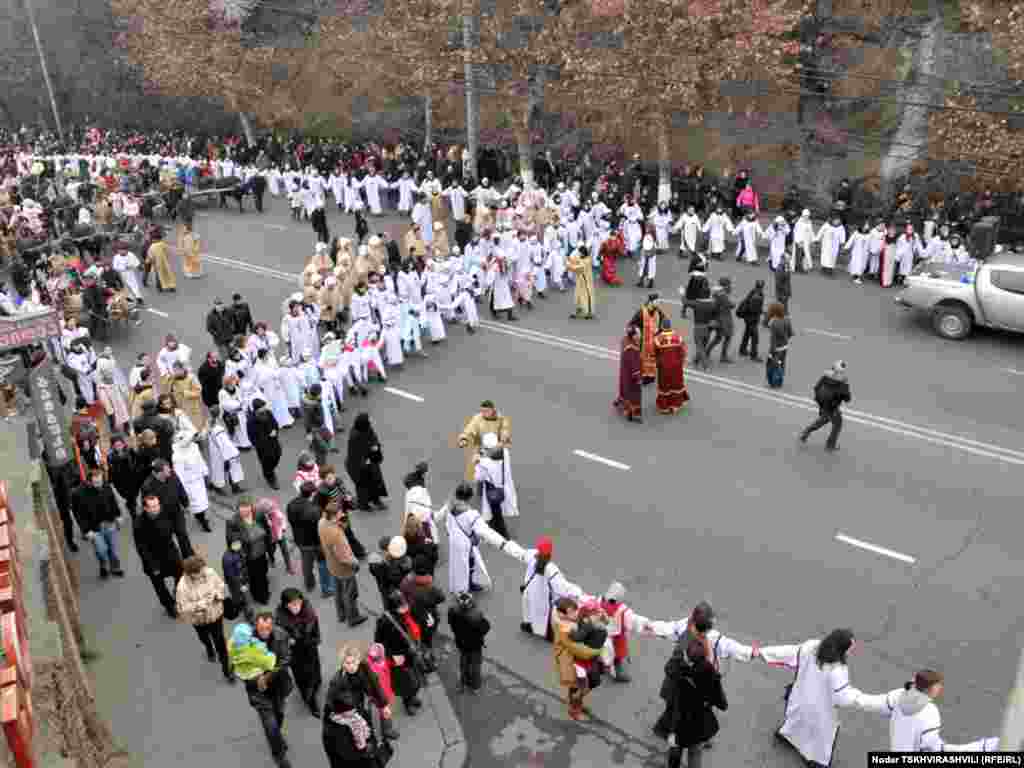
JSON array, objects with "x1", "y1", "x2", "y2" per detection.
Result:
[
  {"x1": 322, "y1": 688, "x2": 379, "y2": 768},
  {"x1": 247, "y1": 397, "x2": 282, "y2": 490},
  {"x1": 324, "y1": 643, "x2": 398, "y2": 741},
  {"x1": 374, "y1": 590, "x2": 425, "y2": 715},
  {"x1": 275, "y1": 587, "x2": 323, "y2": 718},
  {"x1": 345, "y1": 413, "x2": 388, "y2": 512},
  {"x1": 613, "y1": 325, "x2": 643, "y2": 422},
  {"x1": 402, "y1": 461, "x2": 438, "y2": 541}
]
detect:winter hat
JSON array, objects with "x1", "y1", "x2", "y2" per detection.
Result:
[
  {"x1": 412, "y1": 554, "x2": 432, "y2": 576},
  {"x1": 829, "y1": 360, "x2": 848, "y2": 381},
  {"x1": 604, "y1": 581, "x2": 626, "y2": 602},
  {"x1": 536, "y1": 536, "x2": 553, "y2": 557},
  {"x1": 455, "y1": 592, "x2": 474, "y2": 610},
  {"x1": 387, "y1": 536, "x2": 407, "y2": 560},
  {"x1": 801, "y1": 209, "x2": 811, "y2": 218}
]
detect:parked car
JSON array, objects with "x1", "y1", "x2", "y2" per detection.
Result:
[{"x1": 895, "y1": 249, "x2": 1024, "y2": 340}]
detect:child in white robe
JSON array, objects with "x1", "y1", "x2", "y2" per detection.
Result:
[
  {"x1": 172, "y1": 424, "x2": 210, "y2": 523},
  {"x1": 421, "y1": 292, "x2": 447, "y2": 343},
  {"x1": 218, "y1": 377, "x2": 251, "y2": 449},
  {"x1": 277, "y1": 357, "x2": 304, "y2": 419},
  {"x1": 528, "y1": 235, "x2": 547, "y2": 297},
  {"x1": 380, "y1": 297, "x2": 405, "y2": 366},
  {"x1": 448, "y1": 270, "x2": 480, "y2": 333},
  {"x1": 360, "y1": 327, "x2": 387, "y2": 384},
  {"x1": 207, "y1": 407, "x2": 245, "y2": 492}
]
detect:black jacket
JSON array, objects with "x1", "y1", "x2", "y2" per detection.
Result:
[
  {"x1": 133, "y1": 509, "x2": 182, "y2": 575},
  {"x1": 322, "y1": 717, "x2": 377, "y2": 768},
  {"x1": 813, "y1": 375, "x2": 852, "y2": 412},
  {"x1": 712, "y1": 290, "x2": 735, "y2": 335},
  {"x1": 399, "y1": 574, "x2": 446, "y2": 634},
  {"x1": 368, "y1": 554, "x2": 412, "y2": 602},
  {"x1": 206, "y1": 307, "x2": 235, "y2": 346},
  {"x1": 132, "y1": 410, "x2": 174, "y2": 461},
  {"x1": 302, "y1": 395, "x2": 325, "y2": 434},
  {"x1": 247, "y1": 407, "x2": 282, "y2": 466},
  {"x1": 106, "y1": 446, "x2": 141, "y2": 500},
  {"x1": 666, "y1": 655, "x2": 728, "y2": 748},
  {"x1": 245, "y1": 626, "x2": 293, "y2": 701},
  {"x1": 196, "y1": 360, "x2": 226, "y2": 409},
  {"x1": 275, "y1": 603, "x2": 322, "y2": 653},
  {"x1": 71, "y1": 483, "x2": 120, "y2": 533},
  {"x1": 774, "y1": 269, "x2": 792, "y2": 302},
  {"x1": 229, "y1": 301, "x2": 255, "y2": 337},
  {"x1": 225, "y1": 511, "x2": 272, "y2": 560},
  {"x1": 345, "y1": 425, "x2": 382, "y2": 483},
  {"x1": 324, "y1": 662, "x2": 388, "y2": 713},
  {"x1": 133, "y1": 444, "x2": 162, "y2": 489},
  {"x1": 448, "y1": 603, "x2": 491, "y2": 652},
  {"x1": 286, "y1": 495, "x2": 321, "y2": 548},
  {"x1": 736, "y1": 287, "x2": 765, "y2": 321},
  {"x1": 374, "y1": 610, "x2": 419, "y2": 660},
  {"x1": 690, "y1": 296, "x2": 717, "y2": 327},
  {"x1": 140, "y1": 473, "x2": 190, "y2": 521}
]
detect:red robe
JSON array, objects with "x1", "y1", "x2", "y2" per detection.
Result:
[
  {"x1": 600, "y1": 234, "x2": 625, "y2": 285},
  {"x1": 613, "y1": 336, "x2": 643, "y2": 418},
  {"x1": 654, "y1": 331, "x2": 690, "y2": 414}
]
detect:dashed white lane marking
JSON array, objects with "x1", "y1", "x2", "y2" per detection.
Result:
[
  {"x1": 145, "y1": 308, "x2": 170, "y2": 318},
  {"x1": 572, "y1": 449, "x2": 631, "y2": 471},
  {"x1": 1005, "y1": 368, "x2": 1024, "y2": 376},
  {"x1": 803, "y1": 328, "x2": 854, "y2": 341},
  {"x1": 384, "y1": 387, "x2": 424, "y2": 403},
  {"x1": 835, "y1": 532, "x2": 916, "y2": 564},
  {"x1": 262, "y1": 224, "x2": 288, "y2": 231}
]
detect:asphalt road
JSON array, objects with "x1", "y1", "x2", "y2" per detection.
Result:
[{"x1": 81, "y1": 195, "x2": 1024, "y2": 767}]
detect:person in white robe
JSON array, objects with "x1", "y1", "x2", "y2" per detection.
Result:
[
  {"x1": 207, "y1": 407, "x2": 245, "y2": 493},
  {"x1": 619, "y1": 197, "x2": 643, "y2": 256},
  {"x1": 379, "y1": 295, "x2": 405, "y2": 365},
  {"x1": 765, "y1": 216, "x2": 791, "y2": 271},
  {"x1": 402, "y1": 462, "x2": 439, "y2": 542},
  {"x1": 734, "y1": 210, "x2": 764, "y2": 264},
  {"x1": 218, "y1": 376, "x2": 251, "y2": 449},
  {"x1": 252, "y1": 351, "x2": 294, "y2": 429},
  {"x1": 449, "y1": 268, "x2": 480, "y2": 333},
  {"x1": 923, "y1": 228, "x2": 950, "y2": 264},
  {"x1": 268, "y1": 167, "x2": 283, "y2": 197},
  {"x1": 509, "y1": 536, "x2": 588, "y2": 639},
  {"x1": 513, "y1": 233, "x2": 534, "y2": 306},
  {"x1": 651, "y1": 203, "x2": 673, "y2": 252},
  {"x1": 396, "y1": 262, "x2": 426, "y2": 357},
  {"x1": 867, "y1": 221, "x2": 886, "y2": 276},
  {"x1": 112, "y1": 246, "x2": 143, "y2": 302},
  {"x1": 673, "y1": 206, "x2": 702, "y2": 258},
  {"x1": 864, "y1": 670, "x2": 998, "y2": 753},
  {"x1": 411, "y1": 193, "x2": 433, "y2": 246},
  {"x1": 636, "y1": 231, "x2": 657, "y2": 287},
  {"x1": 156, "y1": 336, "x2": 190, "y2": 393},
  {"x1": 703, "y1": 206, "x2": 734, "y2": 260},
  {"x1": 95, "y1": 351, "x2": 131, "y2": 432},
  {"x1": 282, "y1": 300, "x2": 319, "y2": 365},
  {"x1": 245, "y1": 324, "x2": 280, "y2": 368},
  {"x1": 472, "y1": 431, "x2": 518, "y2": 535},
  {"x1": 66, "y1": 340, "x2": 98, "y2": 404},
  {"x1": 793, "y1": 209, "x2": 816, "y2": 272},
  {"x1": 895, "y1": 223, "x2": 923, "y2": 282},
  {"x1": 224, "y1": 346, "x2": 251, "y2": 383},
  {"x1": 443, "y1": 182, "x2": 468, "y2": 221},
  {"x1": 392, "y1": 172, "x2": 417, "y2": 213},
  {"x1": 815, "y1": 215, "x2": 846, "y2": 275},
  {"x1": 421, "y1": 291, "x2": 447, "y2": 342},
  {"x1": 171, "y1": 419, "x2": 211, "y2": 525},
  {"x1": 487, "y1": 247, "x2": 517, "y2": 318},
  {"x1": 362, "y1": 169, "x2": 387, "y2": 215},
  {"x1": 542, "y1": 222, "x2": 565, "y2": 291},
  {"x1": 527, "y1": 234, "x2": 548, "y2": 297},
  {"x1": 843, "y1": 221, "x2": 872, "y2": 283},
  {"x1": 759, "y1": 630, "x2": 885, "y2": 768},
  {"x1": 277, "y1": 357, "x2": 304, "y2": 418},
  {"x1": 434, "y1": 482, "x2": 512, "y2": 594}
]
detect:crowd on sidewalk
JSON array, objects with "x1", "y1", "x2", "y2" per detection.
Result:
[{"x1": 2, "y1": 124, "x2": 1010, "y2": 768}]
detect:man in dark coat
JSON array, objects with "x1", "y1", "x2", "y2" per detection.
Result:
[
  {"x1": 736, "y1": 280, "x2": 765, "y2": 361},
  {"x1": 800, "y1": 360, "x2": 852, "y2": 452},
  {"x1": 206, "y1": 298, "x2": 235, "y2": 360},
  {"x1": 135, "y1": 494, "x2": 184, "y2": 617},
  {"x1": 287, "y1": 481, "x2": 328, "y2": 594},
  {"x1": 448, "y1": 591, "x2": 491, "y2": 692},
  {"x1": 132, "y1": 398, "x2": 174, "y2": 462},
  {"x1": 71, "y1": 466, "x2": 125, "y2": 579},
  {"x1": 228, "y1": 293, "x2": 255, "y2": 338},
  {"x1": 140, "y1": 458, "x2": 201, "y2": 547},
  {"x1": 251, "y1": 174, "x2": 267, "y2": 213},
  {"x1": 774, "y1": 260, "x2": 792, "y2": 315},
  {"x1": 106, "y1": 432, "x2": 141, "y2": 519},
  {"x1": 247, "y1": 398, "x2": 282, "y2": 489},
  {"x1": 196, "y1": 351, "x2": 226, "y2": 410},
  {"x1": 704, "y1": 276, "x2": 735, "y2": 365},
  {"x1": 244, "y1": 611, "x2": 294, "y2": 768}
]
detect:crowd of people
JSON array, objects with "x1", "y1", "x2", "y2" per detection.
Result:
[{"x1": 1, "y1": 124, "x2": 1009, "y2": 768}]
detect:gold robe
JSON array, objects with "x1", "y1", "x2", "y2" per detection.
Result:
[
  {"x1": 565, "y1": 250, "x2": 594, "y2": 316},
  {"x1": 168, "y1": 373, "x2": 206, "y2": 433},
  {"x1": 367, "y1": 236, "x2": 387, "y2": 271},
  {"x1": 147, "y1": 241, "x2": 176, "y2": 291},
  {"x1": 432, "y1": 223, "x2": 450, "y2": 258},
  {"x1": 129, "y1": 384, "x2": 155, "y2": 424},
  {"x1": 182, "y1": 231, "x2": 202, "y2": 277},
  {"x1": 459, "y1": 412, "x2": 512, "y2": 482},
  {"x1": 404, "y1": 230, "x2": 427, "y2": 259},
  {"x1": 431, "y1": 192, "x2": 446, "y2": 225}
]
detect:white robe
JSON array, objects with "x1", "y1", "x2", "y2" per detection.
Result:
[
  {"x1": 436, "y1": 503, "x2": 507, "y2": 594},
  {"x1": 218, "y1": 387, "x2": 251, "y2": 448},
  {"x1": 867, "y1": 228, "x2": 885, "y2": 274},
  {"x1": 896, "y1": 233, "x2": 922, "y2": 276},
  {"x1": 112, "y1": 251, "x2": 142, "y2": 299},
  {"x1": 844, "y1": 231, "x2": 871, "y2": 276},
  {"x1": 66, "y1": 348, "x2": 97, "y2": 404},
  {"x1": 620, "y1": 204, "x2": 643, "y2": 251},
  {"x1": 278, "y1": 365, "x2": 303, "y2": 410},
  {"x1": 207, "y1": 423, "x2": 243, "y2": 488},
  {"x1": 379, "y1": 303, "x2": 404, "y2": 365},
  {"x1": 403, "y1": 485, "x2": 439, "y2": 541},
  {"x1": 421, "y1": 294, "x2": 446, "y2": 341},
  {"x1": 651, "y1": 211, "x2": 673, "y2": 250},
  {"x1": 760, "y1": 639, "x2": 882, "y2": 767},
  {"x1": 766, "y1": 223, "x2": 790, "y2": 270},
  {"x1": 703, "y1": 213, "x2": 733, "y2": 254},
  {"x1": 816, "y1": 223, "x2": 846, "y2": 269},
  {"x1": 473, "y1": 452, "x2": 519, "y2": 521},
  {"x1": 674, "y1": 213, "x2": 701, "y2": 254},
  {"x1": 394, "y1": 177, "x2": 417, "y2": 212},
  {"x1": 735, "y1": 220, "x2": 763, "y2": 263},
  {"x1": 172, "y1": 434, "x2": 209, "y2": 515},
  {"x1": 489, "y1": 260, "x2": 515, "y2": 312},
  {"x1": 444, "y1": 186, "x2": 467, "y2": 221},
  {"x1": 794, "y1": 216, "x2": 816, "y2": 271},
  {"x1": 512, "y1": 550, "x2": 585, "y2": 638},
  {"x1": 412, "y1": 202, "x2": 433, "y2": 244},
  {"x1": 362, "y1": 175, "x2": 387, "y2": 214},
  {"x1": 867, "y1": 688, "x2": 997, "y2": 752},
  {"x1": 283, "y1": 313, "x2": 319, "y2": 364},
  {"x1": 253, "y1": 362, "x2": 294, "y2": 428}
]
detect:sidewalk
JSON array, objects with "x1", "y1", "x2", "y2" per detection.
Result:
[{"x1": 79, "y1": 495, "x2": 466, "y2": 768}]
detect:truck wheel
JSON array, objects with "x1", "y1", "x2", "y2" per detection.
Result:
[{"x1": 932, "y1": 305, "x2": 972, "y2": 340}]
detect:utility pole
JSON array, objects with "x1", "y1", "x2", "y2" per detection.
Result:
[
  {"x1": 999, "y1": 648, "x2": 1024, "y2": 751},
  {"x1": 463, "y1": 2, "x2": 479, "y2": 182},
  {"x1": 23, "y1": 0, "x2": 63, "y2": 144}
]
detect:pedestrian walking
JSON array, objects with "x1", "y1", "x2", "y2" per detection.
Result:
[
  {"x1": 704, "y1": 276, "x2": 735, "y2": 365},
  {"x1": 223, "y1": 529, "x2": 253, "y2": 622},
  {"x1": 206, "y1": 298, "x2": 235, "y2": 360},
  {"x1": 402, "y1": 461, "x2": 439, "y2": 541},
  {"x1": 322, "y1": 689, "x2": 380, "y2": 768},
  {"x1": 287, "y1": 481, "x2": 332, "y2": 594},
  {"x1": 398, "y1": 555, "x2": 445, "y2": 670},
  {"x1": 448, "y1": 591, "x2": 491, "y2": 693},
  {"x1": 736, "y1": 279, "x2": 765, "y2": 361},
  {"x1": 207, "y1": 405, "x2": 246, "y2": 494},
  {"x1": 552, "y1": 597, "x2": 602, "y2": 721},
  {"x1": 197, "y1": 351, "x2": 226, "y2": 411},
  {"x1": 324, "y1": 643, "x2": 398, "y2": 741},
  {"x1": 317, "y1": 466, "x2": 367, "y2": 559},
  {"x1": 230, "y1": 613, "x2": 294, "y2": 768},
  {"x1": 106, "y1": 433, "x2": 140, "y2": 519},
  {"x1": 774, "y1": 257, "x2": 792, "y2": 315},
  {"x1": 345, "y1": 413, "x2": 388, "y2": 512},
  {"x1": 318, "y1": 501, "x2": 367, "y2": 627},
  {"x1": 765, "y1": 302, "x2": 793, "y2": 389},
  {"x1": 135, "y1": 494, "x2": 184, "y2": 618},
  {"x1": 368, "y1": 535, "x2": 412, "y2": 604},
  {"x1": 799, "y1": 361, "x2": 851, "y2": 451},
  {"x1": 225, "y1": 497, "x2": 273, "y2": 605},
  {"x1": 247, "y1": 399, "x2": 282, "y2": 489},
  {"x1": 257, "y1": 497, "x2": 294, "y2": 574},
  {"x1": 662, "y1": 636, "x2": 729, "y2": 768},
  {"x1": 760, "y1": 629, "x2": 884, "y2": 768},
  {"x1": 71, "y1": 466, "x2": 126, "y2": 580},
  {"x1": 139, "y1": 459, "x2": 195, "y2": 558},
  {"x1": 175, "y1": 554, "x2": 235, "y2": 683},
  {"x1": 402, "y1": 514, "x2": 439, "y2": 577},
  {"x1": 473, "y1": 432, "x2": 513, "y2": 538},
  {"x1": 374, "y1": 590, "x2": 426, "y2": 716},
  {"x1": 275, "y1": 587, "x2": 323, "y2": 718}
]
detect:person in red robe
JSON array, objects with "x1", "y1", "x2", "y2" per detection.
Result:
[
  {"x1": 600, "y1": 229, "x2": 625, "y2": 286},
  {"x1": 654, "y1": 320, "x2": 690, "y2": 415},
  {"x1": 613, "y1": 325, "x2": 643, "y2": 422}
]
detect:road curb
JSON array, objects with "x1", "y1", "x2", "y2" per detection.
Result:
[{"x1": 427, "y1": 676, "x2": 467, "y2": 768}]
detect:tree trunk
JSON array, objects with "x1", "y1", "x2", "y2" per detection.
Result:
[
  {"x1": 238, "y1": 112, "x2": 256, "y2": 144},
  {"x1": 657, "y1": 116, "x2": 672, "y2": 204},
  {"x1": 24, "y1": 0, "x2": 63, "y2": 143},
  {"x1": 463, "y1": 11, "x2": 479, "y2": 182},
  {"x1": 516, "y1": 127, "x2": 534, "y2": 189},
  {"x1": 424, "y1": 94, "x2": 433, "y2": 151}
]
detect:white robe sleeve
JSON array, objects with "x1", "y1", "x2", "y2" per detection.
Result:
[
  {"x1": 622, "y1": 607, "x2": 653, "y2": 633},
  {"x1": 713, "y1": 631, "x2": 754, "y2": 662},
  {"x1": 472, "y1": 516, "x2": 509, "y2": 550},
  {"x1": 929, "y1": 733, "x2": 1000, "y2": 753},
  {"x1": 758, "y1": 643, "x2": 803, "y2": 669},
  {"x1": 647, "y1": 618, "x2": 689, "y2": 640},
  {"x1": 862, "y1": 687, "x2": 901, "y2": 717},
  {"x1": 829, "y1": 666, "x2": 882, "y2": 711},
  {"x1": 548, "y1": 567, "x2": 585, "y2": 603}
]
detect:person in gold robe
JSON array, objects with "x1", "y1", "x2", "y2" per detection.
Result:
[
  {"x1": 146, "y1": 228, "x2": 176, "y2": 292},
  {"x1": 404, "y1": 224, "x2": 428, "y2": 262},
  {"x1": 457, "y1": 400, "x2": 511, "y2": 482},
  {"x1": 181, "y1": 224, "x2": 203, "y2": 278},
  {"x1": 565, "y1": 246, "x2": 595, "y2": 319},
  {"x1": 432, "y1": 221, "x2": 450, "y2": 258},
  {"x1": 167, "y1": 361, "x2": 207, "y2": 435}
]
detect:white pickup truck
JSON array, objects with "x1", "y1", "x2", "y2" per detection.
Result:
[{"x1": 895, "y1": 250, "x2": 1024, "y2": 340}]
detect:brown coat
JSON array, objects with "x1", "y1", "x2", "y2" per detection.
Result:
[
  {"x1": 458, "y1": 413, "x2": 511, "y2": 482},
  {"x1": 552, "y1": 610, "x2": 600, "y2": 688},
  {"x1": 318, "y1": 517, "x2": 357, "y2": 578},
  {"x1": 167, "y1": 374, "x2": 206, "y2": 434}
]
